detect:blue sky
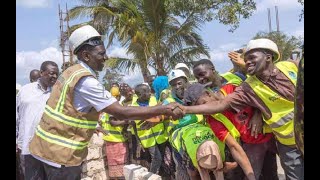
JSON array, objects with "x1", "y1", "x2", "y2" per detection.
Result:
[{"x1": 16, "y1": 0, "x2": 304, "y2": 87}]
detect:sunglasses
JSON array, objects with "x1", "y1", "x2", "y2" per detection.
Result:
[{"x1": 74, "y1": 38, "x2": 104, "y2": 53}]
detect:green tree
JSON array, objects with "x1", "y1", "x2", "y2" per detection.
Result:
[
  {"x1": 252, "y1": 31, "x2": 303, "y2": 61},
  {"x1": 165, "y1": 0, "x2": 256, "y2": 32},
  {"x1": 68, "y1": 0, "x2": 256, "y2": 80},
  {"x1": 102, "y1": 68, "x2": 124, "y2": 90},
  {"x1": 298, "y1": 0, "x2": 304, "y2": 22},
  {"x1": 69, "y1": 0, "x2": 210, "y2": 81}
]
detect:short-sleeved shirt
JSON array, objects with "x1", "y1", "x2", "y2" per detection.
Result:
[
  {"x1": 224, "y1": 60, "x2": 298, "y2": 120},
  {"x1": 207, "y1": 84, "x2": 272, "y2": 144},
  {"x1": 33, "y1": 61, "x2": 117, "y2": 168}
]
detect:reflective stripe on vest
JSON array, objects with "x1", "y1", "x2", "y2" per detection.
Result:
[
  {"x1": 100, "y1": 113, "x2": 126, "y2": 142},
  {"x1": 35, "y1": 125, "x2": 88, "y2": 150},
  {"x1": 245, "y1": 61, "x2": 297, "y2": 145},
  {"x1": 172, "y1": 123, "x2": 225, "y2": 168},
  {"x1": 211, "y1": 113, "x2": 240, "y2": 141},
  {"x1": 220, "y1": 72, "x2": 243, "y2": 86},
  {"x1": 44, "y1": 105, "x2": 97, "y2": 129},
  {"x1": 132, "y1": 96, "x2": 167, "y2": 148},
  {"x1": 56, "y1": 69, "x2": 88, "y2": 112}
]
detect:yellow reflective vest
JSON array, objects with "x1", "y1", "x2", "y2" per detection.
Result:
[
  {"x1": 171, "y1": 123, "x2": 225, "y2": 168},
  {"x1": 246, "y1": 61, "x2": 297, "y2": 146},
  {"x1": 131, "y1": 96, "x2": 167, "y2": 148},
  {"x1": 100, "y1": 113, "x2": 126, "y2": 142},
  {"x1": 220, "y1": 71, "x2": 243, "y2": 86}
]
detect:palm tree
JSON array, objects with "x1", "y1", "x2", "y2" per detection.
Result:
[{"x1": 68, "y1": 0, "x2": 210, "y2": 81}]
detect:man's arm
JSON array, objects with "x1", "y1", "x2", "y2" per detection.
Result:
[
  {"x1": 182, "y1": 99, "x2": 230, "y2": 115},
  {"x1": 102, "y1": 102, "x2": 183, "y2": 121},
  {"x1": 224, "y1": 135, "x2": 255, "y2": 180}
]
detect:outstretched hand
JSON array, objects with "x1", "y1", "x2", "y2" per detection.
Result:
[{"x1": 228, "y1": 51, "x2": 245, "y2": 68}]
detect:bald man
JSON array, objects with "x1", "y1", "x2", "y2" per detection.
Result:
[{"x1": 29, "y1": 69, "x2": 41, "y2": 83}]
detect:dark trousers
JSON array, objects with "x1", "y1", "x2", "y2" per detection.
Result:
[
  {"x1": 276, "y1": 142, "x2": 304, "y2": 180},
  {"x1": 25, "y1": 155, "x2": 82, "y2": 180}
]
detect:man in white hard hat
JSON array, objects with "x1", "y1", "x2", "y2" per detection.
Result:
[
  {"x1": 179, "y1": 38, "x2": 303, "y2": 180},
  {"x1": 175, "y1": 63, "x2": 191, "y2": 78},
  {"x1": 27, "y1": 25, "x2": 183, "y2": 180}
]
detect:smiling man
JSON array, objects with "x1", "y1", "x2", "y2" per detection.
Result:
[
  {"x1": 26, "y1": 25, "x2": 183, "y2": 180},
  {"x1": 179, "y1": 38, "x2": 303, "y2": 180},
  {"x1": 16, "y1": 61, "x2": 59, "y2": 179}
]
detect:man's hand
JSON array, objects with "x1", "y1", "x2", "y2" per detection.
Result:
[
  {"x1": 247, "y1": 110, "x2": 263, "y2": 138},
  {"x1": 228, "y1": 51, "x2": 245, "y2": 68},
  {"x1": 95, "y1": 126, "x2": 109, "y2": 136},
  {"x1": 165, "y1": 102, "x2": 185, "y2": 119}
]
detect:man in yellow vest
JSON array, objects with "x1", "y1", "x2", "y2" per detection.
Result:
[
  {"x1": 179, "y1": 38, "x2": 303, "y2": 180},
  {"x1": 98, "y1": 86, "x2": 129, "y2": 179},
  {"x1": 131, "y1": 83, "x2": 168, "y2": 174},
  {"x1": 27, "y1": 25, "x2": 183, "y2": 180}
]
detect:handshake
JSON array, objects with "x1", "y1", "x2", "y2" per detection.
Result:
[{"x1": 163, "y1": 102, "x2": 186, "y2": 120}]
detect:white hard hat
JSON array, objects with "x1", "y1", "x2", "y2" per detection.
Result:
[
  {"x1": 69, "y1": 25, "x2": 101, "y2": 54},
  {"x1": 245, "y1": 38, "x2": 280, "y2": 61},
  {"x1": 174, "y1": 63, "x2": 190, "y2": 72},
  {"x1": 168, "y1": 69, "x2": 187, "y2": 82},
  {"x1": 16, "y1": 83, "x2": 21, "y2": 91}
]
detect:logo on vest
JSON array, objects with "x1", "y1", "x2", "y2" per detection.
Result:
[
  {"x1": 192, "y1": 131, "x2": 213, "y2": 144},
  {"x1": 269, "y1": 94, "x2": 280, "y2": 102},
  {"x1": 288, "y1": 71, "x2": 297, "y2": 80}
]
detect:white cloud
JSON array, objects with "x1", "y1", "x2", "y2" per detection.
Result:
[
  {"x1": 256, "y1": 0, "x2": 302, "y2": 13},
  {"x1": 16, "y1": 47, "x2": 63, "y2": 86},
  {"x1": 16, "y1": 0, "x2": 51, "y2": 8},
  {"x1": 207, "y1": 42, "x2": 244, "y2": 73},
  {"x1": 108, "y1": 47, "x2": 134, "y2": 59}
]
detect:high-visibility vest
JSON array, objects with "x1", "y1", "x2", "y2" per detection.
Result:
[
  {"x1": 246, "y1": 61, "x2": 297, "y2": 146},
  {"x1": 220, "y1": 71, "x2": 243, "y2": 86},
  {"x1": 211, "y1": 113, "x2": 241, "y2": 141},
  {"x1": 131, "y1": 96, "x2": 167, "y2": 148},
  {"x1": 100, "y1": 113, "x2": 126, "y2": 142},
  {"x1": 206, "y1": 88, "x2": 241, "y2": 141},
  {"x1": 171, "y1": 123, "x2": 225, "y2": 168},
  {"x1": 29, "y1": 64, "x2": 100, "y2": 166},
  {"x1": 159, "y1": 89, "x2": 172, "y2": 103}
]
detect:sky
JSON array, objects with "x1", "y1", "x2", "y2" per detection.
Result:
[{"x1": 16, "y1": 0, "x2": 304, "y2": 87}]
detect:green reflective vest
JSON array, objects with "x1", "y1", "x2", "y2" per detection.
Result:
[
  {"x1": 132, "y1": 96, "x2": 167, "y2": 148},
  {"x1": 171, "y1": 123, "x2": 225, "y2": 168},
  {"x1": 246, "y1": 61, "x2": 297, "y2": 146},
  {"x1": 100, "y1": 113, "x2": 126, "y2": 142}
]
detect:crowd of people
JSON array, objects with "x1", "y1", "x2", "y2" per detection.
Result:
[{"x1": 16, "y1": 25, "x2": 304, "y2": 180}]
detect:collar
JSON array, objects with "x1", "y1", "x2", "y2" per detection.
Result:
[
  {"x1": 79, "y1": 61, "x2": 97, "y2": 78},
  {"x1": 171, "y1": 93, "x2": 184, "y2": 104},
  {"x1": 256, "y1": 66, "x2": 278, "y2": 83},
  {"x1": 36, "y1": 80, "x2": 51, "y2": 93}
]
